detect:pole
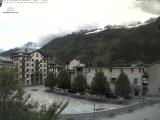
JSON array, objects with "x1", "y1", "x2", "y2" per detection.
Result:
[{"x1": 94, "y1": 103, "x2": 95, "y2": 120}]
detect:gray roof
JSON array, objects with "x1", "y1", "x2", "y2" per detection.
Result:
[
  {"x1": 14, "y1": 48, "x2": 36, "y2": 54},
  {"x1": 0, "y1": 56, "x2": 12, "y2": 62}
]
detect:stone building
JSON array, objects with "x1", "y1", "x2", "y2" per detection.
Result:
[
  {"x1": 67, "y1": 59, "x2": 148, "y2": 96},
  {"x1": 11, "y1": 49, "x2": 48, "y2": 86},
  {"x1": 48, "y1": 61, "x2": 63, "y2": 76},
  {"x1": 148, "y1": 63, "x2": 160, "y2": 96},
  {"x1": 82, "y1": 65, "x2": 147, "y2": 96}
]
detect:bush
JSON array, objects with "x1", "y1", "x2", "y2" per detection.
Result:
[
  {"x1": 57, "y1": 70, "x2": 71, "y2": 90},
  {"x1": 91, "y1": 71, "x2": 110, "y2": 98},
  {"x1": 71, "y1": 72, "x2": 87, "y2": 93},
  {"x1": 115, "y1": 72, "x2": 131, "y2": 97},
  {"x1": 45, "y1": 72, "x2": 57, "y2": 90}
]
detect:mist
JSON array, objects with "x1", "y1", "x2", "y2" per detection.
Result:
[{"x1": 134, "y1": 0, "x2": 160, "y2": 15}]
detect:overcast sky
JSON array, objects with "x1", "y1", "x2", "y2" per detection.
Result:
[{"x1": 0, "y1": 0, "x2": 159, "y2": 50}]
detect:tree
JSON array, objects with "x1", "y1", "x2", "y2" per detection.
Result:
[
  {"x1": 57, "y1": 70, "x2": 71, "y2": 90},
  {"x1": 45, "y1": 72, "x2": 57, "y2": 90},
  {"x1": 91, "y1": 71, "x2": 110, "y2": 98},
  {"x1": 72, "y1": 72, "x2": 87, "y2": 93},
  {"x1": 115, "y1": 72, "x2": 131, "y2": 97},
  {"x1": 0, "y1": 67, "x2": 68, "y2": 120}
]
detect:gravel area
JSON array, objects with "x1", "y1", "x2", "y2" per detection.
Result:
[{"x1": 24, "y1": 86, "x2": 124, "y2": 114}]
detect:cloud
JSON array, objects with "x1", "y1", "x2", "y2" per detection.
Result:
[
  {"x1": 134, "y1": 0, "x2": 160, "y2": 15},
  {"x1": 38, "y1": 33, "x2": 65, "y2": 47},
  {"x1": 0, "y1": 0, "x2": 159, "y2": 50},
  {"x1": 0, "y1": 49, "x2": 4, "y2": 53}
]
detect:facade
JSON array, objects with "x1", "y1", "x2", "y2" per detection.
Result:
[
  {"x1": 67, "y1": 59, "x2": 148, "y2": 96},
  {"x1": 66, "y1": 59, "x2": 85, "y2": 82},
  {"x1": 82, "y1": 66, "x2": 146, "y2": 96},
  {"x1": 11, "y1": 49, "x2": 48, "y2": 86},
  {"x1": 48, "y1": 61, "x2": 63, "y2": 76},
  {"x1": 148, "y1": 63, "x2": 160, "y2": 96}
]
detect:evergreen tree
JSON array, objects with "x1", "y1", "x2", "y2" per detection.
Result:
[
  {"x1": 91, "y1": 71, "x2": 110, "y2": 98},
  {"x1": 45, "y1": 71, "x2": 57, "y2": 90},
  {"x1": 57, "y1": 70, "x2": 71, "y2": 90},
  {"x1": 115, "y1": 72, "x2": 131, "y2": 97},
  {"x1": 72, "y1": 72, "x2": 87, "y2": 93}
]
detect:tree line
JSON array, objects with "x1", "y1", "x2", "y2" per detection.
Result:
[{"x1": 45, "y1": 70, "x2": 131, "y2": 98}]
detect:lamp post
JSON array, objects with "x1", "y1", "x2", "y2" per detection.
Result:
[
  {"x1": 0, "y1": 0, "x2": 2, "y2": 7},
  {"x1": 93, "y1": 103, "x2": 95, "y2": 120}
]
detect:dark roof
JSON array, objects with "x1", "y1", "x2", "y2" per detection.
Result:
[{"x1": 11, "y1": 49, "x2": 48, "y2": 58}]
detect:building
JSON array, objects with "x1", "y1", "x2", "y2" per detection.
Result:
[
  {"x1": 48, "y1": 59, "x2": 63, "y2": 76},
  {"x1": 0, "y1": 56, "x2": 15, "y2": 69},
  {"x1": 66, "y1": 59, "x2": 85, "y2": 82},
  {"x1": 11, "y1": 49, "x2": 48, "y2": 86},
  {"x1": 148, "y1": 63, "x2": 160, "y2": 96},
  {"x1": 67, "y1": 59, "x2": 148, "y2": 96},
  {"x1": 83, "y1": 65, "x2": 147, "y2": 96}
]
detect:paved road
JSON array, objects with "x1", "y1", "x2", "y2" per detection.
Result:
[{"x1": 99, "y1": 103, "x2": 160, "y2": 120}]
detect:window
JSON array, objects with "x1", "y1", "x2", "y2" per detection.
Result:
[
  {"x1": 40, "y1": 64, "x2": 42, "y2": 67},
  {"x1": 44, "y1": 64, "x2": 47, "y2": 67},
  {"x1": 32, "y1": 69, "x2": 34, "y2": 72},
  {"x1": 134, "y1": 78, "x2": 138, "y2": 84},
  {"x1": 95, "y1": 68, "x2": 97, "y2": 72},
  {"x1": 32, "y1": 59, "x2": 34, "y2": 62},
  {"x1": 40, "y1": 60, "x2": 42, "y2": 63},
  {"x1": 139, "y1": 68, "x2": 142, "y2": 73},
  {"x1": 36, "y1": 53, "x2": 38, "y2": 57},
  {"x1": 109, "y1": 68, "x2": 112, "y2": 73},
  {"x1": 131, "y1": 68, "x2": 134, "y2": 73},
  {"x1": 26, "y1": 74, "x2": 29, "y2": 78},
  {"x1": 88, "y1": 69, "x2": 90, "y2": 73},
  {"x1": 44, "y1": 69, "x2": 46, "y2": 72},
  {"x1": 44, "y1": 74, "x2": 46, "y2": 77},
  {"x1": 40, "y1": 69, "x2": 42, "y2": 72},
  {"x1": 32, "y1": 64, "x2": 34, "y2": 67},
  {"x1": 26, "y1": 63, "x2": 29, "y2": 66},
  {"x1": 26, "y1": 69, "x2": 29, "y2": 72},
  {"x1": 44, "y1": 60, "x2": 47, "y2": 63},
  {"x1": 22, "y1": 58, "x2": 25, "y2": 61},
  {"x1": 110, "y1": 78, "x2": 116, "y2": 83}
]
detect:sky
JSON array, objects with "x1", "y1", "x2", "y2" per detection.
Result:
[{"x1": 0, "y1": 0, "x2": 160, "y2": 51}]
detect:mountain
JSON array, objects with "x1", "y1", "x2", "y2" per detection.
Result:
[
  {"x1": 0, "y1": 42, "x2": 39, "y2": 56},
  {"x1": 40, "y1": 17, "x2": 160, "y2": 65}
]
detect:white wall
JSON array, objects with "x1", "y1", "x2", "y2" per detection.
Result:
[{"x1": 148, "y1": 64, "x2": 160, "y2": 96}]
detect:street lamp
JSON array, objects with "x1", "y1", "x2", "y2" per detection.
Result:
[
  {"x1": 0, "y1": 0, "x2": 3, "y2": 7},
  {"x1": 93, "y1": 103, "x2": 95, "y2": 120}
]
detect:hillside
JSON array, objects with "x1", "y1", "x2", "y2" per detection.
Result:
[{"x1": 40, "y1": 17, "x2": 160, "y2": 65}]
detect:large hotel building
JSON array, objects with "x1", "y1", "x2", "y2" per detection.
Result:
[{"x1": 11, "y1": 49, "x2": 48, "y2": 86}]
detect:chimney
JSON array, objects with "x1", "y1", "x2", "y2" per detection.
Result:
[{"x1": 25, "y1": 48, "x2": 27, "y2": 53}]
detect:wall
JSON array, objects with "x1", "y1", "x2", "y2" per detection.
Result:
[
  {"x1": 148, "y1": 64, "x2": 160, "y2": 96},
  {"x1": 83, "y1": 67, "x2": 144, "y2": 96}
]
